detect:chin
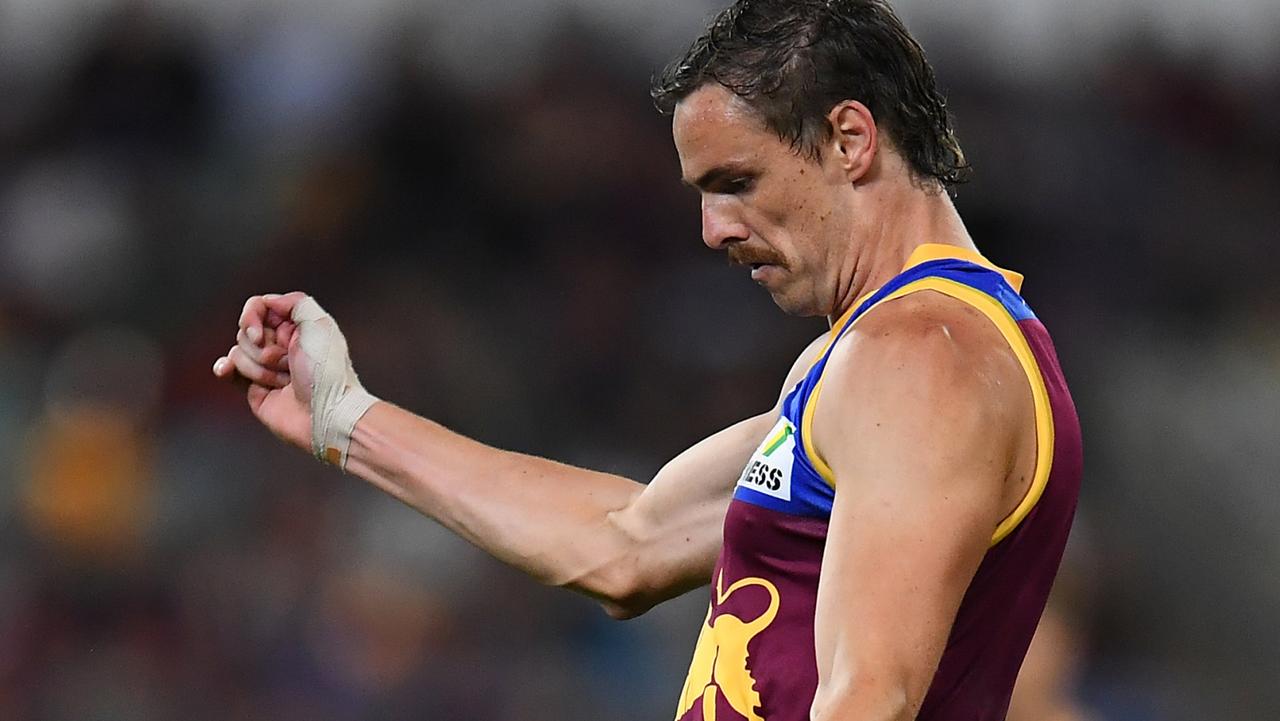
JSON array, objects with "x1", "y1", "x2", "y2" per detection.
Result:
[{"x1": 767, "y1": 288, "x2": 823, "y2": 318}]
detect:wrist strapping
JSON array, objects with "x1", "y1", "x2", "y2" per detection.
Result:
[{"x1": 291, "y1": 297, "x2": 379, "y2": 469}]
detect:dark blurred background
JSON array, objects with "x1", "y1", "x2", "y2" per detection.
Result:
[{"x1": 1, "y1": 1, "x2": 1278, "y2": 719}]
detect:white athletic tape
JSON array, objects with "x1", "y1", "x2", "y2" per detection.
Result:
[{"x1": 291, "y1": 297, "x2": 378, "y2": 469}]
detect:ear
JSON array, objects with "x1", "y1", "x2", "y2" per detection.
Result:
[{"x1": 826, "y1": 100, "x2": 878, "y2": 183}]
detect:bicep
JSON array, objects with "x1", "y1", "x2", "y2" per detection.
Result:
[
  {"x1": 812, "y1": 426, "x2": 1005, "y2": 712},
  {"x1": 615, "y1": 410, "x2": 780, "y2": 600},
  {"x1": 616, "y1": 332, "x2": 831, "y2": 604}
]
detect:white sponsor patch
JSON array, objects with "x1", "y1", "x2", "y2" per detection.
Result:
[{"x1": 736, "y1": 417, "x2": 796, "y2": 501}]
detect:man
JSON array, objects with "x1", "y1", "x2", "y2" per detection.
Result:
[{"x1": 213, "y1": 1, "x2": 1081, "y2": 719}]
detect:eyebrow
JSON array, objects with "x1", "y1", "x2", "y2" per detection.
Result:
[{"x1": 682, "y1": 164, "x2": 745, "y2": 191}]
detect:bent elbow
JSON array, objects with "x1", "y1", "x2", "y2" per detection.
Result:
[
  {"x1": 552, "y1": 552, "x2": 658, "y2": 620},
  {"x1": 601, "y1": 595, "x2": 654, "y2": 620},
  {"x1": 595, "y1": 568, "x2": 661, "y2": 620}
]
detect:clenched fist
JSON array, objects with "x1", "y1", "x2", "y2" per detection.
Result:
[{"x1": 213, "y1": 292, "x2": 378, "y2": 468}]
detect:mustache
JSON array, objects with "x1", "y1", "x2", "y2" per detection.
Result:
[{"x1": 727, "y1": 245, "x2": 787, "y2": 267}]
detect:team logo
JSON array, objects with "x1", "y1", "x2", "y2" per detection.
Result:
[
  {"x1": 735, "y1": 417, "x2": 795, "y2": 502},
  {"x1": 675, "y1": 571, "x2": 781, "y2": 721}
]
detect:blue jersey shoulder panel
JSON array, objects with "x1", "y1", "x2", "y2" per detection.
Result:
[{"x1": 730, "y1": 258, "x2": 1032, "y2": 521}]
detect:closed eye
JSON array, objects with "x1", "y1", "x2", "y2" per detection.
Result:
[
  {"x1": 715, "y1": 176, "x2": 755, "y2": 196},
  {"x1": 683, "y1": 165, "x2": 758, "y2": 196}
]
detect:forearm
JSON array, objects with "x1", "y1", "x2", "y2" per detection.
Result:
[
  {"x1": 221, "y1": 292, "x2": 745, "y2": 614},
  {"x1": 344, "y1": 401, "x2": 648, "y2": 607}
]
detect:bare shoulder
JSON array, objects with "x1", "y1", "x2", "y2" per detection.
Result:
[
  {"x1": 813, "y1": 289, "x2": 1031, "y2": 475},
  {"x1": 834, "y1": 290, "x2": 1025, "y2": 401}
]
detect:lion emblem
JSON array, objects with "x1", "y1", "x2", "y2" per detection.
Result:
[{"x1": 675, "y1": 571, "x2": 781, "y2": 721}]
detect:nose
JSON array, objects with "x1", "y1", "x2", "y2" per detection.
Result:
[{"x1": 701, "y1": 195, "x2": 749, "y2": 250}]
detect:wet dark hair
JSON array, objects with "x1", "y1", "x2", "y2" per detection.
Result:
[{"x1": 652, "y1": 0, "x2": 970, "y2": 189}]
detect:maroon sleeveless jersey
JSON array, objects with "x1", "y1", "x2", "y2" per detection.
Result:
[{"x1": 674, "y1": 245, "x2": 1083, "y2": 721}]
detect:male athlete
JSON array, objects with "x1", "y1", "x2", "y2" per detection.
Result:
[{"x1": 213, "y1": 1, "x2": 1082, "y2": 719}]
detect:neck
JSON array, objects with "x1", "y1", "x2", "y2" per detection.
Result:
[{"x1": 827, "y1": 178, "x2": 976, "y2": 326}]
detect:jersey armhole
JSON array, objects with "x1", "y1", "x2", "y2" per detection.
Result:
[{"x1": 798, "y1": 277, "x2": 1056, "y2": 546}]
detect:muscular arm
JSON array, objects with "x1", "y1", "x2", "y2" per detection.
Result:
[
  {"x1": 344, "y1": 405, "x2": 770, "y2": 618},
  {"x1": 807, "y1": 293, "x2": 1032, "y2": 721},
  {"x1": 216, "y1": 292, "x2": 826, "y2": 619}
]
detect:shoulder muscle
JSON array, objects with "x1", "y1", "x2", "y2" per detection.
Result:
[{"x1": 813, "y1": 290, "x2": 1028, "y2": 495}]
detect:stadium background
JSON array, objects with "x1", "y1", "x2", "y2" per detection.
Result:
[{"x1": 2, "y1": 0, "x2": 1278, "y2": 719}]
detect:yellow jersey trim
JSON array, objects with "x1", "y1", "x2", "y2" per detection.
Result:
[
  {"x1": 809, "y1": 245, "x2": 1017, "y2": 376},
  {"x1": 809, "y1": 288, "x2": 871, "y2": 369},
  {"x1": 799, "y1": 277, "x2": 942, "y2": 488},
  {"x1": 798, "y1": 276, "x2": 1055, "y2": 546},
  {"x1": 799, "y1": 372, "x2": 838, "y2": 486},
  {"x1": 904, "y1": 244, "x2": 1025, "y2": 292}
]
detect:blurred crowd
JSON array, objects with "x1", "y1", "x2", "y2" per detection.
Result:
[{"x1": 1, "y1": 1, "x2": 1278, "y2": 720}]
